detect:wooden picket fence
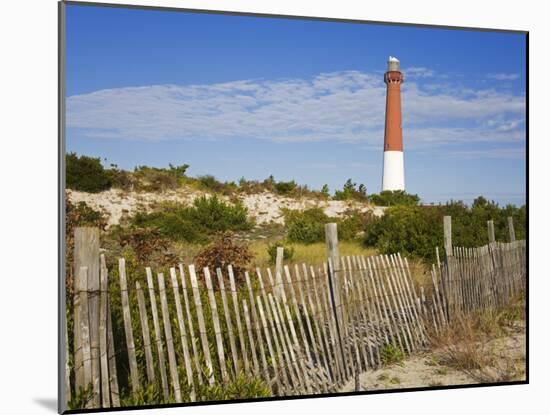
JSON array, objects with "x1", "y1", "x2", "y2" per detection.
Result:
[
  {"x1": 65, "y1": 217, "x2": 526, "y2": 409},
  {"x1": 439, "y1": 240, "x2": 526, "y2": 318}
]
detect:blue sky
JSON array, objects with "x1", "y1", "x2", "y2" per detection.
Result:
[{"x1": 65, "y1": 4, "x2": 527, "y2": 206}]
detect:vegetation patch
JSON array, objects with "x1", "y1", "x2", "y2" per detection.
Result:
[
  {"x1": 267, "y1": 243, "x2": 295, "y2": 265},
  {"x1": 66, "y1": 152, "x2": 113, "y2": 192},
  {"x1": 369, "y1": 190, "x2": 420, "y2": 206},
  {"x1": 284, "y1": 208, "x2": 371, "y2": 244},
  {"x1": 194, "y1": 233, "x2": 253, "y2": 285},
  {"x1": 131, "y1": 195, "x2": 253, "y2": 243},
  {"x1": 380, "y1": 343, "x2": 405, "y2": 366},
  {"x1": 364, "y1": 197, "x2": 526, "y2": 263}
]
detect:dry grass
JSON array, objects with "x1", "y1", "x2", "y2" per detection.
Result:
[
  {"x1": 172, "y1": 239, "x2": 378, "y2": 271},
  {"x1": 248, "y1": 239, "x2": 379, "y2": 269},
  {"x1": 430, "y1": 294, "x2": 526, "y2": 383}
]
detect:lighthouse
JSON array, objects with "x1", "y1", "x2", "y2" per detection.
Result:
[{"x1": 382, "y1": 56, "x2": 405, "y2": 191}]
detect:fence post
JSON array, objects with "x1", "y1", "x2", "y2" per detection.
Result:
[
  {"x1": 487, "y1": 220, "x2": 496, "y2": 243},
  {"x1": 325, "y1": 223, "x2": 347, "y2": 377},
  {"x1": 73, "y1": 227, "x2": 100, "y2": 407},
  {"x1": 274, "y1": 246, "x2": 284, "y2": 299},
  {"x1": 325, "y1": 223, "x2": 343, "y2": 325},
  {"x1": 443, "y1": 216, "x2": 453, "y2": 257},
  {"x1": 443, "y1": 216, "x2": 453, "y2": 318},
  {"x1": 507, "y1": 217, "x2": 516, "y2": 242}
]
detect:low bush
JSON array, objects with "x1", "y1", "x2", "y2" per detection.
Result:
[
  {"x1": 194, "y1": 233, "x2": 253, "y2": 285},
  {"x1": 285, "y1": 208, "x2": 329, "y2": 244},
  {"x1": 131, "y1": 164, "x2": 189, "y2": 192},
  {"x1": 131, "y1": 195, "x2": 253, "y2": 243},
  {"x1": 274, "y1": 180, "x2": 297, "y2": 195},
  {"x1": 116, "y1": 226, "x2": 178, "y2": 266},
  {"x1": 196, "y1": 175, "x2": 237, "y2": 195},
  {"x1": 267, "y1": 243, "x2": 296, "y2": 265},
  {"x1": 369, "y1": 190, "x2": 420, "y2": 206},
  {"x1": 195, "y1": 374, "x2": 271, "y2": 401},
  {"x1": 337, "y1": 210, "x2": 375, "y2": 240},
  {"x1": 285, "y1": 208, "x2": 370, "y2": 244},
  {"x1": 380, "y1": 343, "x2": 404, "y2": 366},
  {"x1": 66, "y1": 152, "x2": 112, "y2": 192}
]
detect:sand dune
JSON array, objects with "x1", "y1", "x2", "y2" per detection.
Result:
[{"x1": 67, "y1": 188, "x2": 386, "y2": 227}]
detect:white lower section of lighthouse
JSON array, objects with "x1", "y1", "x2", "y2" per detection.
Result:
[{"x1": 382, "y1": 151, "x2": 405, "y2": 191}]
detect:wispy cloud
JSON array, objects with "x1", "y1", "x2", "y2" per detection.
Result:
[
  {"x1": 487, "y1": 73, "x2": 520, "y2": 81},
  {"x1": 447, "y1": 147, "x2": 525, "y2": 159},
  {"x1": 67, "y1": 69, "x2": 525, "y2": 148},
  {"x1": 404, "y1": 67, "x2": 435, "y2": 78}
]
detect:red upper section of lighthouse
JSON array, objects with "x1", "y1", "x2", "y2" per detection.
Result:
[{"x1": 383, "y1": 69, "x2": 404, "y2": 152}]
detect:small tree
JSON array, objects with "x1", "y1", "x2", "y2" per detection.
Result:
[
  {"x1": 334, "y1": 179, "x2": 368, "y2": 201},
  {"x1": 66, "y1": 152, "x2": 112, "y2": 192}
]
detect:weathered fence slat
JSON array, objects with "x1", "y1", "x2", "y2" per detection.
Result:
[
  {"x1": 256, "y1": 295, "x2": 281, "y2": 392},
  {"x1": 178, "y1": 264, "x2": 202, "y2": 382},
  {"x1": 65, "y1": 311, "x2": 71, "y2": 407},
  {"x1": 106, "y1": 301, "x2": 120, "y2": 407},
  {"x1": 78, "y1": 266, "x2": 92, "y2": 408},
  {"x1": 136, "y1": 282, "x2": 155, "y2": 385},
  {"x1": 169, "y1": 268, "x2": 195, "y2": 401},
  {"x1": 157, "y1": 272, "x2": 182, "y2": 403},
  {"x1": 244, "y1": 272, "x2": 269, "y2": 383},
  {"x1": 145, "y1": 267, "x2": 169, "y2": 400},
  {"x1": 309, "y1": 264, "x2": 340, "y2": 386},
  {"x1": 189, "y1": 265, "x2": 215, "y2": 385},
  {"x1": 256, "y1": 268, "x2": 290, "y2": 390},
  {"x1": 204, "y1": 267, "x2": 229, "y2": 383},
  {"x1": 118, "y1": 259, "x2": 140, "y2": 394},
  {"x1": 99, "y1": 256, "x2": 110, "y2": 407},
  {"x1": 217, "y1": 268, "x2": 240, "y2": 377}
]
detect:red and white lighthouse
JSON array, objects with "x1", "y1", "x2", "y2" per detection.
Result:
[{"x1": 382, "y1": 56, "x2": 405, "y2": 191}]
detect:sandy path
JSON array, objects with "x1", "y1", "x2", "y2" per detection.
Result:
[{"x1": 340, "y1": 324, "x2": 526, "y2": 392}]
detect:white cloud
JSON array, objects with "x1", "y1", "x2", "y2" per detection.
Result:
[
  {"x1": 67, "y1": 69, "x2": 525, "y2": 148},
  {"x1": 448, "y1": 147, "x2": 525, "y2": 159},
  {"x1": 487, "y1": 73, "x2": 520, "y2": 81},
  {"x1": 404, "y1": 67, "x2": 435, "y2": 78}
]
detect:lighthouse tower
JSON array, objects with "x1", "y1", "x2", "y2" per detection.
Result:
[{"x1": 382, "y1": 56, "x2": 405, "y2": 191}]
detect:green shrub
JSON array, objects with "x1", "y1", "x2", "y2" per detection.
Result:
[
  {"x1": 285, "y1": 207, "x2": 329, "y2": 244},
  {"x1": 274, "y1": 180, "x2": 297, "y2": 194},
  {"x1": 196, "y1": 374, "x2": 271, "y2": 400},
  {"x1": 338, "y1": 210, "x2": 370, "y2": 240},
  {"x1": 66, "y1": 152, "x2": 112, "y2": 192},
  {"x1": 132, "y1": 164, "x2": 188, "y2": 192},
  {"x1": 364, "y1": 198, "x2": 526, "y2": 263},
  {"x1": 369, "y1": 190, "x2": 420, "y2": 206},
  {"x1": 267, "y1": 243, "x2": 296, "y2": 264},
  {"x1": 131, "y1": 195, "x2": 253, "y2": 243},
  {"x1": 285, "y1": 208, "x2": 369, "y2": 244},
  {"x1": 196, "y1": 175, "x2": 237, "y2": 194},
  {"x1": 334, "y1": 179, "x2": 368, "y2": 201},
  {"x1": 380, "y1": 343, "x2": 405, "y2": 366},
  {"x1": 107, "y1": 165, "x2": 135, "y2": 190}
]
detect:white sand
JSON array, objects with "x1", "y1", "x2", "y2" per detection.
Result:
[{"x1": 339, "y1": 324, "x2": 526, "y2": 392}]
